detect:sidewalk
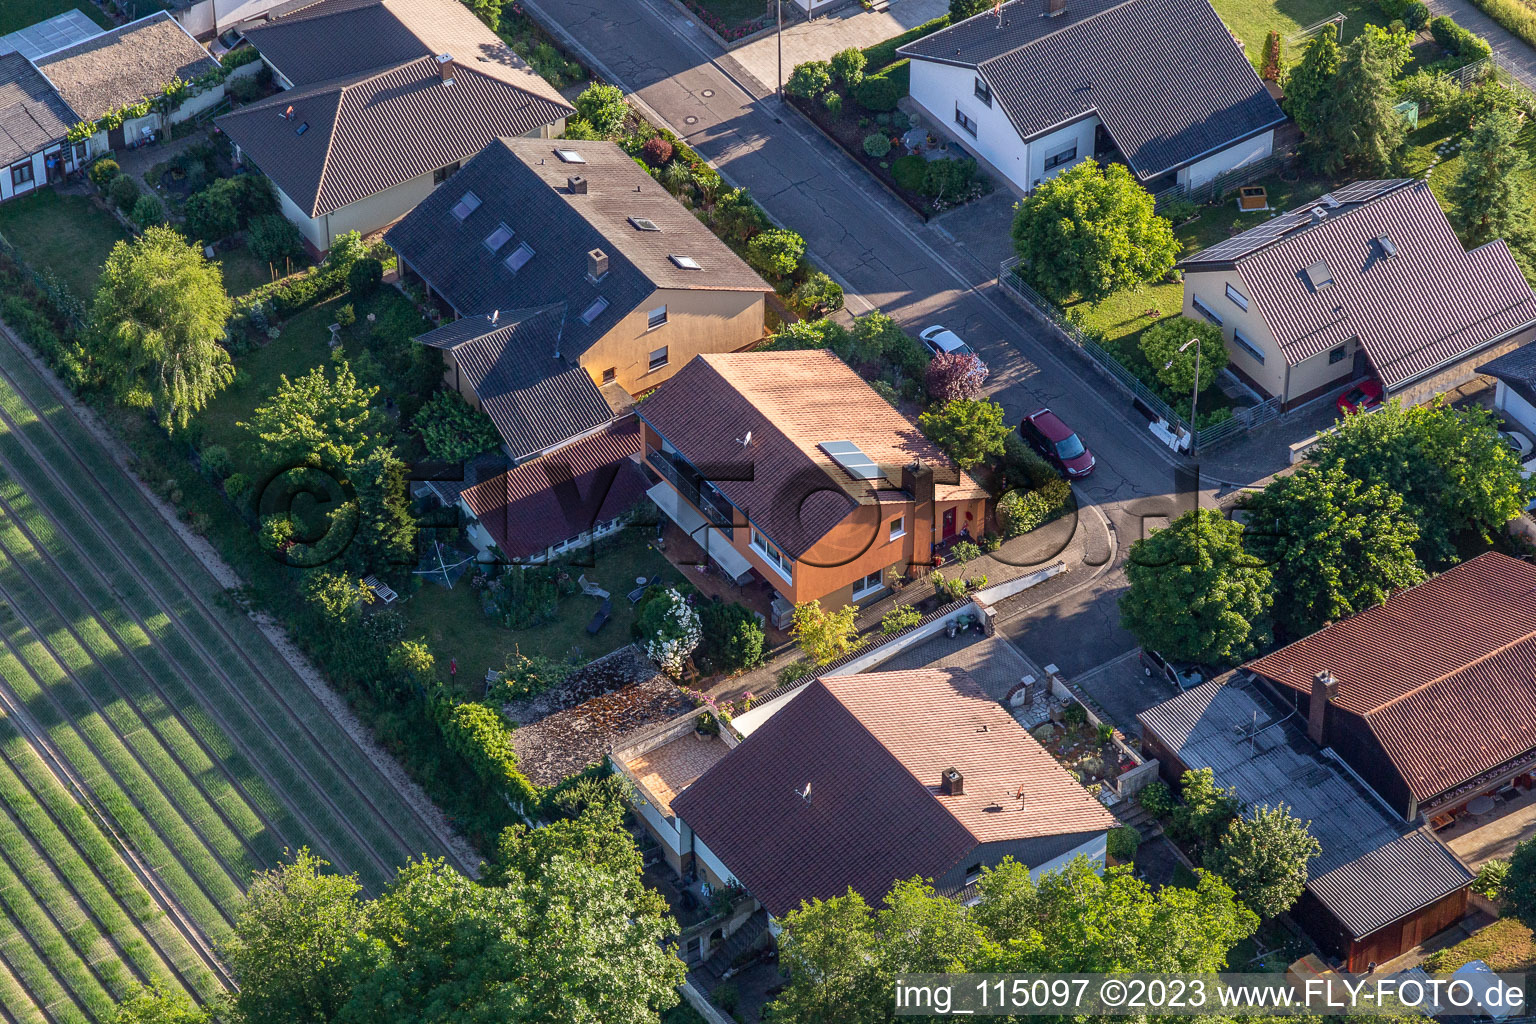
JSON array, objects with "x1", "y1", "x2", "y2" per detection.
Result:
[
  {"x1": 723, "y1": 0, "x2": 947, "y2": 95},
  {"x1": 1427, "y1": 0, "x2": 1536, "y2": 90}
]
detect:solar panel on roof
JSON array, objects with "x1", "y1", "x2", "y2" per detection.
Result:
[{"x1": 819, "y1": 440, "x2": 881, "y2": 480}]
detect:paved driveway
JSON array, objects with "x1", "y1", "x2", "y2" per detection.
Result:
[{"x1": 1070, "y1": 648, "x2": 1182, "y2": 735}]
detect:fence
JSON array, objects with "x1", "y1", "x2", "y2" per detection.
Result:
[
  {"x1": 997, "y1": 257, "x2": 1278, "y2": 451},
  {"x1": 1449, "y1": 52, "x2": 1536, "y2": 100},
  {"x1": 1149, "y1": 150, "x2": 1287, "y2": 210}
]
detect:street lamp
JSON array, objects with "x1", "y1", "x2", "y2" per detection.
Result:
[
  {"x1": 777, "y1": 0, "x2": 784, "y2": 101},
  {"x1": 1163, "y1": 336, "x2": 1202, "y2": 456}
]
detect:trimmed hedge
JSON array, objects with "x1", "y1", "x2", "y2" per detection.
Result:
[
  {"x1": 855, "y1": 73, "x2": 902, "y2": 112},
  {"x1": 1430, "y1": 15, "x2": 1493, "y2": 62},
  {"x1": 862, "y1": 14, "x2": 949, "y2": 70},
  {"x1": 433, "y1": 699, "x2": 539, "y2": 810}
]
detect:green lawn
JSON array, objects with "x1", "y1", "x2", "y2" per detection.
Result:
[
  {"x1": 0, "y1": 189, "x2": 126, "y2": 301},
  {"x1": 1423, "y1": 917, "x2": 1536, "y2": 972},
  {"x1": 405, "y1": 530, "x2": 686, "y2": 700},
  {"x1": 0, "y1": 0, "x2": 109, "y2": 35},
  {"x1": 218, "y1": 245, "x2": 296, "y2": 300},
  {"x1": 1208, "y1": 0, "x2": 1375, "y2": 67}
]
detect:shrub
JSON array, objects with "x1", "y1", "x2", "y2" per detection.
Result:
[
  {"x1": 130, "y1": 193, "x2": 163, "y2": 228},
  {"x1": 996, "y1": 479, "x2": 1073, "y2": 536},
  {"x1": 863, "y1": 132, "x2": 892, "y2": 157},
  {"x1": 1430, "y1": 15, "x2": 1492, "y2": 61},
  {"x1": 573, "y1": 82, "x2": 628, "y2": 137},
  {"x1": 108, "y1": 173, "x2": 141, "y2": 212},
  {"x1": 489, "y1": 653, "x2": 574, "y2": 703},
  {"x1": 639, "y1": 588, "x2": 702, "y2": 678},
  {"x1": 698, "y1": 602, "x2": 765, "y2": 674},
  {"x1": 778, "y1": 660, "x2": 813, "y2": 686},
  {"x1": 1397, "y1": 69, "x2": 1462, "y2": 114},
  {"x1": 184, "y1": 187, "x2": 237, "y2": 242},
  {"x1": 892, "y1": 154, "x2": 927, "y2": 190},
  {"x1": 855, "y1": 73, "x2": 901, "y2": 111},
  {"x1": 821, "y1": 91, "x2": 842, "y2": 115},
  {"x1": 247, "y1": 214, "x2": 304, "y2": 264},
  {"x1": 881, "y1": 603, "x2": 921, "y2": 634},
  {"x1": 746, "y1": 228, "x2": 805, "y2": 279},
  {"x1": 980, "y1": 531, "x2": 1001, "y2": 552},
  {"x1": 200, "y1": 443, "x2": 233, "y2": 479},
  {"x1": 1403, "y1": 0, "x2": 1429, "y2": 30},
  {"x1": 830, "y1": 46, "x2": 866, "y2": 87},
  {"x1": 917, "y1": 398, "x2": 1009, "y2": 469},
  {"x1": 1472, "y1": 859, "x2": 1509, "y2": 901},
  {"x1": 1062, "y1": 702, "x2": 1087, "y2": 727},
  {"x1": 788, "y1": 271, "x2": 844, "y2": 318},
  {"x1": 641, "y1": 136, "x2": 674, "y2": 166},
  {"x1": 228, "y1": 73, "x2": 263, "y2": 103},
  {"x1": 347, "y1": 256, "x2": 384, "y2": 297},
  {"x1": 87, "y1": 158, "x2": 120, "y2": 187},
  {"x1": 1138, "y1": 780, "x2": 1174, "y2": 818},
  {"x1": 228, "y1": 174, "x2": 279, "y2": 224},
  {"x1": 921, "y1": 158, "x2": 976, "y2": 199},
  {"x1": 433, "y1": 700, "x2": 537, "y2": 807},
  {"x1": 925, "y1": 351, "x2": 987, "y2": 402},
  {"x1": 786, "y1": 60, "x2": 832, "y2": 99},
  {"x1": 1260, "y1": 30, "x2": 1282, "y2": 81},
  {"x1": 1107, "y1": 824, "x2": 1142, "y2": 862},
  {"x1": 415, "y1": 389, "x2": 499, "y2": 461},
  {"x1": 950, "y1": 540, "x2": 981, "y2": 563}
]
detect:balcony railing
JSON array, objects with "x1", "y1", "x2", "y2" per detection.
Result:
[{"x1": 647, "y1": 447, "x2": 736, "y2": 537}]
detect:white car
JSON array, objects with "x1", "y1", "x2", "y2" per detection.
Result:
[
  {"x1": 919, "y1": 324, "x2": 980, "y2": 360},
  {"x1": 1501, "y1": 429, "x2": 1534, "y2": 459}
]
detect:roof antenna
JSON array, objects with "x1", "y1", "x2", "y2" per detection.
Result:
[
  {"x1": 737, "y1": 430, "x2": 752, "y2": 447},
  {"x1": 798, "y1": 782, "x2": 812, "y2": 802}
]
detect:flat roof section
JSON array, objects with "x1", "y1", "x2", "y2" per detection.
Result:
[
  {"x1": 623, "y1": 732, "x2": 730, "y2": 818},
  {"x1": 0, "y1": 11, "x2": 102, "y2": 62}
]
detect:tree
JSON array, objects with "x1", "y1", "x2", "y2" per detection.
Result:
[
  {"x1": 1242, "y1": 465, "x2": 1425, "y2": 638},
  {"x1": 950, "y1": 0, "x2": 991, "y2": 17},
  {"x1": 1308, "y1": 399, "x2": 1533, "y2": 567},
  {"x1": 223, "y1": 849, "x2": 372, "y2": 1024},
  {"x1": 768, "y1": 316, "x2": 852, "y2": 353},
  {"x1": 415, "y1": 389, "x2": 500, "y2": 461},
  {"x1": 829, "y1": 47, "x2": 866, "y2": 88},
  {"x1": 1119, "y1": 509, "x2": 1273, "y2": 665},
  {"x1": 1283, "y1": 23, "x2": 1341, "y2": 137},
  {"x1": 494, "y1": 791, "x2": 642, "y2": 889},
  {"x1": 1261, "y1": 30, "x2": 1282, "y2": 81},
  {"x1": 772, "y1": 891, "x2": 887, "y2": 1024},
  {"x1": 1504, "y1": 838, "x2": 1536, "y2": 928},
  {"x1": 1139, "y1": 316, "x2": 1227, "y2": 396},
  {"x1": 746, "y1": 228, "x2": 806, "y2": 278},
  {"x1": 346, "y1": 257, "x2": 383, "y2": 297},
  {"x1": 241, "y1": 360, "x2": 384, "y2": 474},
  {"x1": 698, "y1": 600, "x2": 765, "y2": 673},
  {"x1": 90, "y1": 225, "x2": 235, "y2": 432},
  {"x1": 790, "y1": 599, "x2": 864, "y2": 665},
  {"x1": 573, "y1": 82, "x2": 628, "y2": 137},
  {"x1": 349, "y1": 448, "x2": 417, "y2": 572},
  {"x1": 785, "y1": 60, "x2": 832, "y2": 99},
  {"x1": 248, "y1": 213, "x2": 304, "y2": 264},
  {"x1": 1010, "y1": 159, "x2": 1177, "y2": 304},
  {"x1": 1449, "y1": 109, "x2": 1532, "y2": 249},
  {"x1": 130, "y1": 193, "x2": 163, "y2": 228},
  {"x1": 1206, "y1": 804, "x2": 1321, "y2": 919},
  {"x1": 462, "y1": 0, "x2": 502, "y2": 31},
  {"x1": 637, "y1": 588, "x2": 701, "y2": 677},
  {"x1": 184, "y1": 186, "x2": 238, "y2": 242},
  {"x1": 107, "y1": 984, "x2": 209, "y2": 1024},
  {"x1": 1169, "y1": 768, "x2": 1244, "y2": 851},
  {"x1": 1308, "y1": 30, "x2": 1408, "y2": 175},
  {"x1": 302, "y1": 570, "x2": 372, "y2": 623},
  {"x1": 918, "y1": 399, "x2": 1009, "y2": 469},
  {"x1": 386, "y1": 639, "x2": 435, "y2": 690},
  {"x1": 925, "y1": 351, "x2": 988, "y2": 402}
]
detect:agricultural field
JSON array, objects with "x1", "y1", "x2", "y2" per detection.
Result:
[{"x1": 0, "y1": 328, "x2": 466, "y2": 1021}]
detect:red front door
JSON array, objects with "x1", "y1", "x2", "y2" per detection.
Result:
[{"x1": 942, "y1": 508, "x2": 957, "y2": 539}]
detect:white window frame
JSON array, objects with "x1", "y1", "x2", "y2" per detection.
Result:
[
  {"x1": 1225, "y1": 282, "x2": 1249, "y2": 311},
  {"x1": 1232, "y1": 328, "x2": 1265, "y2": 364},
  {"x1": 647, "y1": 304, "x2": 668, "y2": 329},
  {"x1": 954, "y1": 105, "x2": 978, "y2": 138},
  {"x1": 1043, "y1": 143, "x2": 1077, "y2": 170},
  {"x1": 852, "y1": 570, "x2": 885, "y2": 600},
  {"x1": 750, "y1": 527, "x2": 793, "y2": 582},
  {"x1": 1191, "y1": 295, "x2": 1223, "y2": 326},
  {"x1": 648, "y1": 346, "x2": 669, "y2": 372},
  {"x1": 10, "y1": 161, "x2": 33, "y2": 188},
  {"x1": 888, "y1": 516, "x2": 906, "y2": 541}
]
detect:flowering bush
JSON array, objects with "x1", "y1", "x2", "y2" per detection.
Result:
[
  {"x1": 640, "y1": 588, "x2": 702, "y2": 678},
  {"x1": 924, "y1": 351, "x2": 988, "y2": 402}
]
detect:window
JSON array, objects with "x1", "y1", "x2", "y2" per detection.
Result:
[
  {"x1": 295, "y1": 122, "x2": 309, "y2": 136},
  {"x1": 1304, "y1": 260, "x2": 1334, "y2": 291},
  {"x1": 954, "y1": 105, "x2": 978, "y2": 137},
  {"x1": 1232, "y1": 328, "x2": 1265, "y2": 364},
  {"x1": 71, "y1": 143, "x2": 86, "y2": 166},
  {"x1": 629, "y1": 216, "x2": 661, "y2": 232},
  {"x1": 1043, "y1": 144, "x2": 1077, "y2": 170},
  {"x1": 601, "y1": 367, "x2": 616, "y2": 384},
  {"x1": 10, "y1": 161, "x2": 33, "y2": 188},
  {"x1": 580, "y1": 296, "x2": 609, "y2": 324},
  {"x1": 433, "y1": 161, "x2": 460, "y2": 185},
  {"x1": 482, "y1": 222, "x2": 513, "y2": 253},
  {"x1": 647, "y1": 305, "x2": 668, "y2": 329},
  {"x1": 973, "y1": 76, "x2": 991, "y2": 106},
  {"x1": 751, "y1": 527, "x2": 793, "y2": 581},
  {"x1": 1225, "y1": 282, "x2": 1249, "y2": 311},
  {"x1": 555, "y1": 148, "x2": 586, "y2": 163},
  {"x1": 1329, "y1": 345, "x2": 1347, "y2": 364},
  {"x1": 648, "y1": 346, "x2": 668, "y2": 372},
  {"x1": 888, "y1": 516, "x2": 906, "y2": 541},
  {"x1": 963, "y1": 863, "x2": 983, "y2": 885},
  {"x1": 450, "y1": 191, "x2": 481, "y2": 221},
  {"x1": 669, "y1": 254, "x2": 701, "y2": 270},
  {"x1": 503, "y1": 241, "x2": 535, "y2": 273},
  {"x1": 852, "y1": 570, "x2": 885, "y2": 600},
  {"x1": 1191, "y1": 295, "x2": 1223, "y2": 326}
]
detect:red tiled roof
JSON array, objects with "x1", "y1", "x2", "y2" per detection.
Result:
[
  {"x1": 670, "y1": 668, "x2": 1114, "y2": 917},
  {"x1": 1245, "y1": 553, "x2": 1536, "y2": 802},
  {"x1": 460, "y1": 418, "x2": 648, "y2": 558}
]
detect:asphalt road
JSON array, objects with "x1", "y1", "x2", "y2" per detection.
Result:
[{"x1": 521, "y1": 0, "x2": 1225, "y2": 675}]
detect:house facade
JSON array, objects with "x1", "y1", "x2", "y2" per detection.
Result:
[
  {"x1": 0, "y1": 53, "x2": 83, "y2": 203},
  {"x1": 636, "y1": 350, "x2": 989, "y2": 610},
  {"x1": 1180, "y1": 179, "x2": 1536, "y2": 409},
  {"x1": 900, "y1": 0, "x2": 1283, "y2": 195}
]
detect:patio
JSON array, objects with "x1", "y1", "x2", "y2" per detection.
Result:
[
  {"x1": 1443, "y1": 785, "x2": 1536, "y2": 870},
  {"x1": 624, "y1": 731, "x2": 731, "y2": 818},
  {"x1": 655, "y1": 521, "x2": 792, "y2": 648}
]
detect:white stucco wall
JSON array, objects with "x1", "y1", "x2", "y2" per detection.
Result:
[
  {"x1": 170, "y1": 83, "x2": 228, "y2": 125},
  {"x1": 1028, "y1": 831, "x2": 1107, "y2": 881},
  {"x1": 1176, "y1": 130, "x2": 1274, "y2": 189},
  {"x1": 0, "y1": 151, "x2": 45, "y2": 201},
  {"x1": 908, "y1": 58, "x2": 1032, "y2": 191},
  {"x1": 1495, "y1": 380, "x2": 1536, "y2": 435},
  {"x1": 692, "y1": 833, "x2": 740, "y2": 889},
  {"x1": 1023, "y1": 116, "x2": 1098, "y2": 191}
]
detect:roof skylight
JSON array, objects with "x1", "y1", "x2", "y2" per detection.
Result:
[
  {"x1": 504, "y1": 241, "x2": 535, "y2": 274},
  {"x1": 1304, "y1": 260, "x2": 1334, "y2": 291},
  {"x1": 628, "y1": 217, "x2": 661, "y2": 232},
  {"x1": 819, "y1": 440, "x2": 881, "y2": 481},
  {"x1": 669, "y1": 254, "x2": 701, "y2": 270},
  {"x1": 580, "y1": 296, "x2": 610, "y2": 324},
  {"x1": 451, "y1": 191, "x2": 481, "y2": 221},
  {"x1": 555, "y1": 149, "x2": 586, "y2": 163},
  {"x1": 1376, "y1": 234, "x2": 1398, "y2": 258},
  {"x1": 483, "y1": 222, "x2": 513, "y2": 253}
]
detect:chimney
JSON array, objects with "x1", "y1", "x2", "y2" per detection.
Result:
[
  {"x1": 940, "y1": 767, "x2": 964, "y2": 796},
  {"x1": 587, "y1": 248, "x2": 609, "y2": 281},
  {"x1": 1307, "y1": 670, "x2": 1338, "y2": 747},
  {"x1": 1047, "y1": 0, "x2": 1066, "y2": 16},
  {"x1": 567, "y1": 175, "x2": 587, "y2": 194},
  {"x1": 902, "y1": 459, "x2": 936, "y2": 568},
  {"x1": 1310, "y1": 205, "x2": 1327, "y2": 224},
  {"x1": 436, "y1": 53, "x2": 454, "y2": 83}
]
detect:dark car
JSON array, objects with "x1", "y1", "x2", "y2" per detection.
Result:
[
  {"x1": 1139, "y1": 649, "x2": 1206, "y2": 691},
  {"x1": 1020, "y1": 408, "x2": 1096, "y2": 478},
  {"x1": 1336, "y1": 379, "x2": 1384, "y2": 416}
]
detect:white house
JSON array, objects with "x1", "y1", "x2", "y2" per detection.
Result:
[{"x1": 898, "y1": 0, "x2": 1284, "y2": 195}]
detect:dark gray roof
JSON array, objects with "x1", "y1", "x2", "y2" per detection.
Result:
[
  {"x1": 416, "y1": 305, "x2": 616, "y2": 460},
  {"x1": 36, "y1": 12, "x2": 218, "y2": 122},
  {"x1": 899, "y1": 0, "x2": 1283, "y2": 179},
  {"x1": 385, "y1": 138, "x2": 767, "y2": 357},
  {"x1": 216, "y1": 55, "x2": 570, "y2": 218},
  {"x1": 1182, "y1": 180, "x2": 1416, "y2": 268},
  {"x1": 1479, "y1": 343, "x2": 1536, "y2": 409},
  {"x1": 0, "y1": 53, "x2": 75, "y2": 166},
  {"x1": 1138, "y1": 677, "x2": 1471, "y2": 939}
]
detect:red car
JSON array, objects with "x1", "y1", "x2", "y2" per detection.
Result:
[
  {"x1": 1336, "y1": 379, "x2": 1384, "y2": 416},
  {"x1": 1020, "y1": 408, "x2": 1096, "y2": 478}
]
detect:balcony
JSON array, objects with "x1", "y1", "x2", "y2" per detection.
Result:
[{"x1": 647, "y1": 446, "x2": 736, "y2": 537}]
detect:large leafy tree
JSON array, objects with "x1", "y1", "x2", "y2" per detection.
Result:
[
  {"x1": 790, "y1": 599, "x2": 864, "y2": 665},
  {"x1": 1010, "y1": 159, "x2": 1178, "y2": 305},
  {"x1": 1449, "y1": 109, "x2": 1532, "y2": 249},
  {"x1": 1309, "y1": 29, "x2": 1409, "y2": 175},
  {"x1": 1139, "y1": 316, "x2": 1227, "y2": 396},
  {"x1": 1282, "y1": 23, "x2": 1341, "y2": 136},
  {"x1": 1206, "y1": 804, "x2": 1322, "y2": 919},
  {"x1": 1119, "y1": 509, "x2": 1273, "y2": 665},
  {"x1": 1504, "y1": 837, "x2": 1536, "y2": 929},
  {"x1": 242, "y1": 360, "x2": 384, "y2": 473},
  {"x1": 107, "y1": 984, "x2": 210, "y2": 1024},
  {"x1": 90, "y1": 225, "x2": 234, "y2": 432},
  {"x1": 1169, "y1": 767, "x2": 1245, "y2": 852},
  {"x1": 1243, "y1": 464, "x2": 1425, "y2": 638},
  {"x1": 1308, "y1": 400, "x2": 1533, "y2": 567},
  {"x1": 772, "y1": 890, "x2": 888, "y2": 1024},
  {"x1": 918, "y1": 398, "x2": 1010, "y2": 469}
]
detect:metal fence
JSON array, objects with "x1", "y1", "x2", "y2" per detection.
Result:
[
  {"x1": 1149, "y1": 150, "x2": 1287, "y2": 210},
  {"x1": 997, "y1": 257, "x2": 1278, "y2": 451},
  {"x1": 1449, "y1": 53, "x2": 1536, "y2": 100}
]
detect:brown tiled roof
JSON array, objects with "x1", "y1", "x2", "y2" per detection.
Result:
[
  {"x1": 36, "y1": 12, "x2": 218, "y2": 122},
  {"x1": 0, "y1": 53, "x2": 75, "y2": 166},
  {"x1": 1181, "y1": 180, "x2": 1536, "y2": 389},
  {"x1": 1246, "y1": 552, "x2": 1536, "y2": 803},
  {"x1": 216, "y1": 56, "x2": 570, "y2": 218},
  {"x1": 636, "y1": 351, "x2": 986, "y2": 558},
  {"x1": 460, "y1": 417, "x2": 649, "y2": 558},
  {"x1": 671, "y1": 668, "x2": 1114, "y2": 917}
]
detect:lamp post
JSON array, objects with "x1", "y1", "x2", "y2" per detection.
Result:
[
  {"x1": 777, "y1": 0, "x2": 784, "y2": 101},
  {"x1": 1163, "y1": 336, "x2": 1202, "y2": 456}
]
